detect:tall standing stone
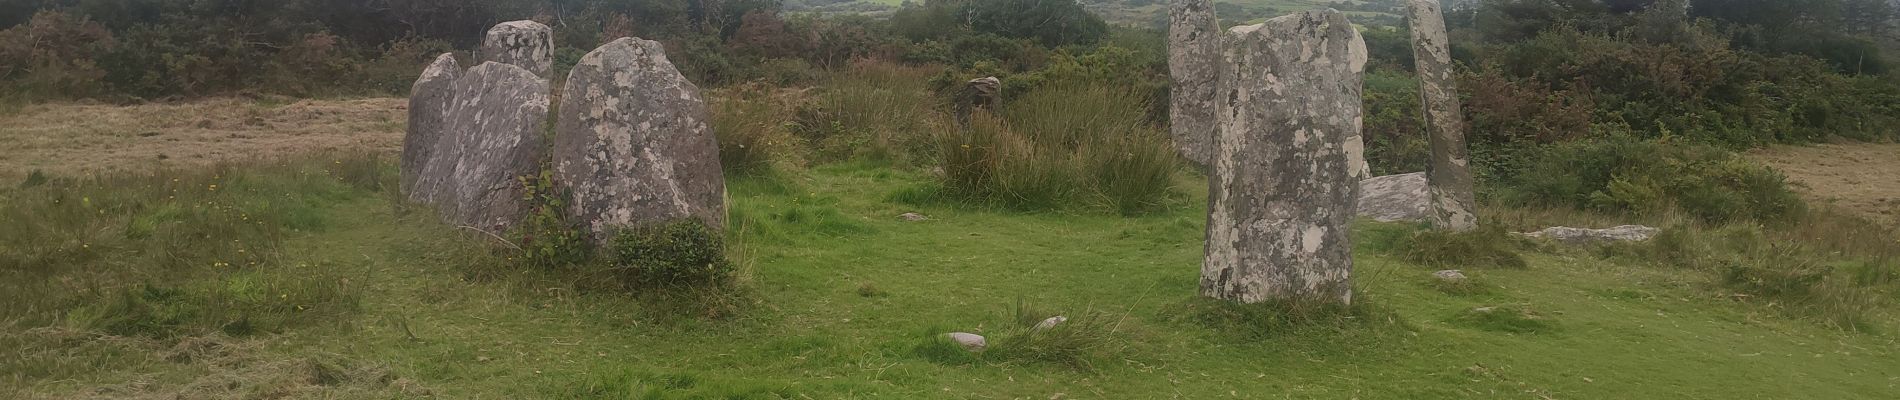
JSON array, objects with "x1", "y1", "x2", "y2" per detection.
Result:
[
  {"x1": 1168, "y1": 0, "x2": 1220, "y2": 166},
  {"x1": 402, "y1": 53, "x2": 460, "y2": 202},
  {"x1": 432, "y1": 62, "x2": 550, "y2": 232},
  {"x1": 1406, "y1": 0, "x2": 1478, "y2": 231},
  {"x1": 479, "y1": 20, "x2": 555, "y2": 80},
  {"x1": 555, "y1": 38, "x2": 726, "y2": 242},
  {"x1": 1202, "y1": 10, "x2": 1368, "y2": 305}
]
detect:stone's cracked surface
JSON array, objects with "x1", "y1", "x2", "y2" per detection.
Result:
[
  {"x1": 555, "y1": 38, "x2": 726, "y2": 242},
  {"x1": 479, "y1": 20, "x2": 555, "y2": 80},
  {"x1": 1168, "y1": 0, "x2": 1221, "y2": 167},
  {"x1": 1407, "y1": 0, "x2": 1479, "y2": 231},
  {"x1": 402, "y1": 53, "x2": 459, "y2": 201},
  {"x1": 421, "y1": 62, "x2": 550, "y2": 233},
  {"x1": 1202, "y1": 10, "x2": 1367, "y2": 305},
  {"x1": 1358, "y1": 172, "x2": 1429, "y2": 223}
]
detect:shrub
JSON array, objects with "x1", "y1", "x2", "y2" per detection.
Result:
[
  {"x1": 1499, "y1": 137, "x2": 1805, "y2": 224},
  {"x1": 514, "y1": 168, "x2": 590, "y2": 269},
  {"x1": 605, "y1": 221, "x2": 734, "y2": 289}
]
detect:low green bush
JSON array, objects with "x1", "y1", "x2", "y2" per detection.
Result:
[
  {"x1": 1498, "y1": 137, "x2": 1806, "y2": 224},
  {"x1": 606, "y1": 221, "x2": 735, "y2": 290}
]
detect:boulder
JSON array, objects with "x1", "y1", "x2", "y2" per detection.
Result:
[
  {"x1": 1202, "y1": 10, "x2": 1368, "y2": 305},
  {"x1": 1433, "y1": 270, "x2": 1468, "y2": 283},
  {"x1": 402, "y1": 53, "x2": 460, "y2": 202},
  {"x1": 555, "y1": 38, "x2": 725, "y2": 242},
  {"x1": 1518, "y1": 225, "x2": 1661, "y2": 244},
  {"x1": 430, "y1": 62, "x2": 550, "y2": 232},
  {"x1": 479, "y1": 20, "x2": 554, "y2": 79},
  {"x1": 943, "y1": 332, "x2": 987, "y2": 352},
  {"x1": 1034, "y1": 316, "x2": 1068, "y2": 331},
  {"x1": 1357, "y1": 172, "x2": 1429, "y2": 223}
]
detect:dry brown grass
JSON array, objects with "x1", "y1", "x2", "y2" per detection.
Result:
[
  {"x1": 0, "y1": 97, "x2": 404, "y2": 181},
  {"x1": 1749, "y1": 143, "x2": 1900, "y2": 226}
]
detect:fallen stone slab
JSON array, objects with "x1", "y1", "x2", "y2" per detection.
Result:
[{"x1": 1516, "y1": 225, "x2": 1661, "y2": 244}]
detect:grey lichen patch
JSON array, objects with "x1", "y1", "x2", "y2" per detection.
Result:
[
  {"x1": 1202, "y1": 9, "x2": 1367, "y2": 305},
  {"x1": 554, "y1": 38, "x2": 726, "y2": 243}
]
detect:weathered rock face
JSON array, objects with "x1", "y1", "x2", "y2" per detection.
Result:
[
  {"x1": 955, "y1": 76, "x2": 1002, "y2": 128},
  {"x1": 1202, "y1": 10, "x2": 1368, "y2": 305},
  {"x1": 555, "y1": 38, "x2": 725, "y2": 242},
  {"x1": 1168, "y1": 0, "x2": 1220, "y2": 166},
  {"x1": 429, "y1": 62, "x2": 550, "y2": 232},
  {"x1": 479, "y1": 20, "x2": 554, "y2": 80},
  {"x1": 401, "y1": 53, "x2": 460, "y2": 202},
  {"x1": 1407, "y1": 0, "x2": 1478, "y2": 231},
  {"x1": 1358, "y1": 172, "x2": 1429, "y2": 223}
]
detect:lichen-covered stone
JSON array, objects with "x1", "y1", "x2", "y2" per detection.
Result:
[
  {"x1": 402, "y1": 53, "x2": 459, "y2": 202},
  {"x1": 1168, "y1": 0, "x2": 1220, "y2": 166},
  {"x1": 428, "y1": 62, "x2": 549, "y2": 232},
  {"x1": 479, "y1": 20, "x2": 554, "y2": 80},
  {"x1": 1202, "y1": 10, "x2": 1368, "y2": 305},
  {"x1": 1407, "y1": 0, "x2": 1478, "y2": 231},
  {"x1": 555, "y1": 38, "x2": 725, "y2": 242},
  {"x1": 1358, "y1": 172, "x2": 1429, "y2": 223},
  {"x1": 1518, "y1": 225, "x2": 1661, "y2": 244}
]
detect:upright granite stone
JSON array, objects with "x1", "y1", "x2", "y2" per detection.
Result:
[
  {"x1": 555, "y1": 38, "x2": 725, "y2": 242},
  {"x1": 1202, "y1": 10, "x2": 1368, "y2": 305},
  {"x1": 1406, "y1": 0, "x2": 1478, "y2": 231},
  {"x1": 402, "y1": 53, "x2": 460, "y2": 202},
  {"x1": 432, "y1": 62, "x2": 550, "y2": 232},
  {"x1": 1168, "y1": 0, "x2": 1220, "y2": 166},
  {"x1": 479, "y1": 20, "x2": 554, "y2": 80}
]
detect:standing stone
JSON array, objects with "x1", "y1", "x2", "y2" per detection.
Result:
[
  {"x1": 432, "y1": 62, "x2": 550, "y2": 232},
  {"x1": 555, "y1": 38, "x2": 725, "y2": 242},
  {"x1": 955, "y1": 76, "x2": 1002, "y2": 129},
  {"x1": 1406, "y1": 0, "x2": 1479, "y2": 231},
  {"x1": 479, "y1": 20, "x2": 555, "y2": 80},
  {"x1": 402, "y1": 53, "x2": 460, "y2": 202},
  {"x1": 1358, "y1": 172, "x2": 1430, "y2": 223},
  {"x1": 1202, "y1": 10, "x2": 1368, "y2": 305},
  {"x1": 1168, "y1": 0, "x2": 1220, "y2": 166}
]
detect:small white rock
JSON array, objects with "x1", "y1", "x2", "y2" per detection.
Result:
[
  {"x1": 1433, "y1": 270, "x2": 1468, "y2": 282},
  {"x1": 1034, "y1": 316, "x2": 1068, "y2": 331},
  {"x1": 944, "y1": 332, "x2": 986, "y2": 351},
  {"x1": 899, "y1": 212, "x2": 929, "y2": 222}
]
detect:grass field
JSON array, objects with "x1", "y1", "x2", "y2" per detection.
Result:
[{"x1": 6, "y1": 156, "x2": 1896, "y2": 398}]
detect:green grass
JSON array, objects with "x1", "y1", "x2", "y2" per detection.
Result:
[{"x1": 5, "y1": 161, "x2": 1900, "y2": 398}]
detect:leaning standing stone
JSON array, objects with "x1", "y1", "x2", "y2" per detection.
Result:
[
  {"x1": 402, "y1": 53, "x2": 460, "y2": 202},
  {"x1": 1406, "y1": 0, "x2": 1478, "y2": 231},
  {"x1": 1202, "y1": 10, "x2": 1368, "y2": 305},
  {"x1": 555, "y1": 38, "x2": 726, "y2": 242},
  {"x1": 435, "y1": 62, "x2": 550, "y2": 233},
  {"x1": 479, "y1": 20, "x2": 555, "y2": 80},
  {"x1": 1168, "y1": 0, "x2": 1220, "y2": 167}
]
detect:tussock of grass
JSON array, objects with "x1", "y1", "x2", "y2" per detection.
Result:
[
  {"x1": 1388, "y1": 226, "x2": 1529, "y2": 269},
  {"x1": 710, "y1": 84, "x2": 805, "y2": 174},
  {"x1": 1448, "y1": 305, "x2": 1558, "y2": 334},
  {"x1": 934, "y1": 84, "x2": 1180, "y2": 214},
  {"x1": 792, "y1": 60, "x2": 944, "y2": 164},
  {"x1": 911, "y1": 301, "x2": 1129, "y2": 370},
  {"x1": 1175, "y1": 294, "x2": 1410, "y2": 342}
]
